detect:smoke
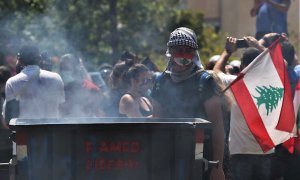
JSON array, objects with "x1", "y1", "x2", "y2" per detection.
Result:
[
  {"x1": 1, "y1": 2, "x2": 210, "y2": 179},
  {"x1": 20, "y1": 15, "x2": 76, "y2": 58},
  {"x1": 0, "y1": 3, "x2": 103, "y2": 119},
  {"x1": 0, "y1": 2, "x2": 81, "y2": 65}
]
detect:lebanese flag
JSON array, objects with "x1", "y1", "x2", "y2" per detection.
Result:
[{"x1": 230, "y1": 41, "x2": 296, "y2": 152}]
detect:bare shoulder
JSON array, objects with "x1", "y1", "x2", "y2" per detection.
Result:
[
  {"x1": 120, "y1": 94, "x2": 135, "y2": 105},
  {"x1": 119, "y1": 94, "x2": 139, "y2": 115},
  {"x1": 141, "y1": 96, "x2": 151, "y2": 104}
]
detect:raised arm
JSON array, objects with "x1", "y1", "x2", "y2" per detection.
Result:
[
  {"x1": 213, "y1": 37, "x2": 236, "y2": 74},
  {"x1": 258, "y1": 33, "x2": 284, "y2": 47},
  {"x1": 244, "y1": 36, "x2": 266, "y2": 52}
]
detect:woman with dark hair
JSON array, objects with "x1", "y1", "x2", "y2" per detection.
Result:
[
  {"x1": 102, "y1": 59, "x2": 134, "y2": 117},
  {"x1": 119, "y1": 64, "x2": 152, "y2": 117}
]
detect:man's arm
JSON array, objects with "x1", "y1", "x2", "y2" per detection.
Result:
[
  {"x1": 1, "y1": 100, "x2": 9, "y2": 129},
  {"x1": 213, "y1": 51, "x2": 232, "y2": 74},
  {"x1": 258, "y1": 33, "x2": 284, "y2": 47},
  {"x1": 4, "y1": 99, "x2": 19, "y2": 125},
  {"x1": 244, "y1": 36, "x2": 266, "y2": 52},
  {"x1": 250, "y1": 0, "x2": 263, "y2": 17},
  {"x1": 263, "y1": 0, "x2": 290, "y2": 12},
  {"x1": 204, "y1": 95, "x2": 225, "y2": 180},
  {"x1": 213, "y1": 37, "x2": 236, "y2": 74},
  {"x1": 4, "y1": 79, "x2": 19, "y2": 125}
]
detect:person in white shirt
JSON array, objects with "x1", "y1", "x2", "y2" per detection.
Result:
[
  {"x1": 213, "y1": 37, "x2": 273, "y2": 180},
  {"x1": 5, "y1": 45, "x2": 64, "y2": 120},
  {"x1": 4, "y1": 44, "x2": 65, "y2": 180}
]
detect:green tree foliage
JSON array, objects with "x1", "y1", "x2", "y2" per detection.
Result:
[
  {"x1": 0, "y1": 0, "x2": 49, "y2": 61},
  {"x1": 0, "y1": 0, "x2": 180, "y2": 68},
  {"x1": 200, "y1": 25, "x2": 228, "y2": 64},
  {"x1": 0, "y1": 0, "x2": 227, "y2": 71},
  {"x1": 166, "y1": 10, "x2": 204, "y2": 49}
]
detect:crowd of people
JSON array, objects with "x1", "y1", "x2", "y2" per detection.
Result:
[{"x1": 0, "y1": 1, "x2": 299, "y2": 179}]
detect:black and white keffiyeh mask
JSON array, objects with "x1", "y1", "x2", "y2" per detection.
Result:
[{"x1": 166, "y1": 27, "x2": 203, "y2": 69}]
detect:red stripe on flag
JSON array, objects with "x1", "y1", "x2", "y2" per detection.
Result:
[
  {"x1": 231, "y1": 77, "x2": 275, "y2": 152},
  {"x1": 282, "y1": 137, "x2": 295, "y2": 154},
  {"x1": 296, "y1": 81, "x2": 300, "y2": 90},
  {"x1": 269, "y1": 43, "x2": 295, "y2": 132}
]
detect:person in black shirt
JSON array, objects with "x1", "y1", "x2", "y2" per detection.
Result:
[{"x1": 151, "y1": 27, "x2": 225, "y2": 180}]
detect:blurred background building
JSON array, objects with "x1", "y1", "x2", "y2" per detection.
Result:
[{"x1": 180, "y1": 0, "x2": 299, "y2": 43}]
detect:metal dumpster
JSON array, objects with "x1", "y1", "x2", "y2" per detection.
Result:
[{"x1": 9, "y1": 117, "x2": 212, "y2": 180}]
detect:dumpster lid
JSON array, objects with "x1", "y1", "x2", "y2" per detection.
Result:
[{"x1": 9, "y1": 117, "x2": 210, "y2": 127}]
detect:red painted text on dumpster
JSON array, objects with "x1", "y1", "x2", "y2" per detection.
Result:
[
  {"x1": 85, "y1": 140, "x2": 141, "y2": 153},
  {"x1": 85, "y1": 141, "x2": 141, "y2": 153},
  {"x1": 84, "y1": 140, "x2": 141, "y2": 171},
  {"x1": 85, "y1": 159, "x2": 140, "y2": 171}
]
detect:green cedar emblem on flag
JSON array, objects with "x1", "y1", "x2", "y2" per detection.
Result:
[{"x1": 253, "y1": 85, "x2": 284, "y2": 116}]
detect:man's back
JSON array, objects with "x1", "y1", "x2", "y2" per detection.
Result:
[{"x1": 5, "y1": 65, "x2": 64, "y2": 118}]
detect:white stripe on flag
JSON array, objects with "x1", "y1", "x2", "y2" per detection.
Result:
[{"x1": 243, "y1": 51, "x2": 292, "y2": 145}]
